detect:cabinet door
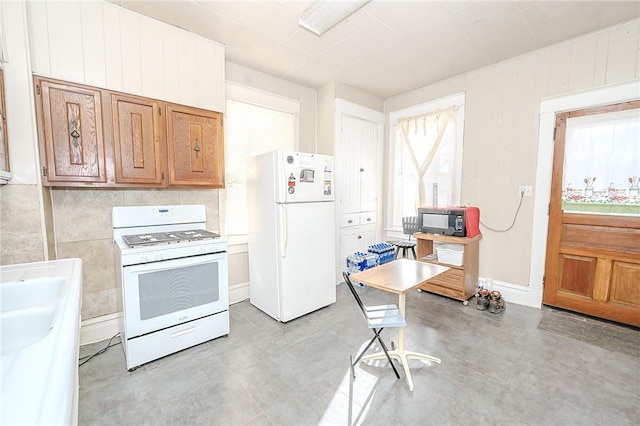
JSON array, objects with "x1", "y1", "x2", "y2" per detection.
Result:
[
  {"x1": 0, "y1": 69, "x2": 8, "y2": 174},
  {"x1": 358, "y1": 119, "x2": 381, "y2": 212},
  {"x1": 336, "y1": 114, "x2": 363, "y2": 214},
  {"x1": 340, "y1": 226, "x2": 361, "y2": 272},
  {"x1": 37, "y1": 79, "x2": 106, "y2": 183},
  {"x1": 166, "y1": 104, "x2": 224, "y2": 188},
  {"x1": 336, "y1": 113, "x2": 382, "y2": 214},
  {"x1": 359, "y1": 223, "x2": 378, "y2": 252},
  {"x1": 111, "y1": 94, "x2": 164, "y2": 185}
]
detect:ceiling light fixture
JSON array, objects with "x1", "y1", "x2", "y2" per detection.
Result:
[{"x1": 299, "y1": 0, "x2": 371, "y2": 36}]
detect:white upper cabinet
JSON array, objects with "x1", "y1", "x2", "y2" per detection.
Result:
[{"x1": 335, "y1": 100, "x2": 384, "y2": 217}]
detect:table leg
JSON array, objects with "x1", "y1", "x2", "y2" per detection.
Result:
[{"x1": 360, "y1": 293, "x2": 441, "y2": 391}]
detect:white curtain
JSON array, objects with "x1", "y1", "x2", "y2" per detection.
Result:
[
  {"x1": 397, "y1": 107, "x2": 456, "y2": 208},
  {"x1": 563, "y1": 107, "x2": 640, "y2": 199}
]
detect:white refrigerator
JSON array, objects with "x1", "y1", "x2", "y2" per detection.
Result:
[{"x1": 247, "y1": 150, "x2": 336, "y2": 322}]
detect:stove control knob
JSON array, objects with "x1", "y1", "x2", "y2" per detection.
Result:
[
  {"x1": 202, "y1": 244, "x2": 215, "y2": 254},
  {"x1": 155, "y1": 252, "x2": 163, "y2": 262},
  {"x1": 139, "y1": 254, "x2": 149, "y2": 263}
]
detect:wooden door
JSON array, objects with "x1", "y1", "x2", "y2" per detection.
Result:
[
  {"x1": 36, "y1": 79, "x2": 106, "y2": 183},
  {"x1": 0, "y1": 69, "x2": 9, "y2": 174},
  {"x1": 166, "y1": 104, "x2": 224, "y2": 188},
  {"x1": 111, "y1": 94, "x2": 164, "y2": 185},
  {"x1": 543, "y1": 101, "x2": 640, "y2": 327}
]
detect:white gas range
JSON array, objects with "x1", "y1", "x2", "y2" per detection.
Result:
[{"x1": 113, "y1": 205, "x2": 229, "y2": 370}]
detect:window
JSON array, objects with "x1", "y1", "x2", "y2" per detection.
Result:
[
  {"x1": 387, "y1": 93, "x2": 465, "y2": 232},
  {"x1": 561, "y1": 105, "x2": 640, "y2": 216},
  {"x1": 221, "y1": 82, "x2": 299, "y2": 242}
]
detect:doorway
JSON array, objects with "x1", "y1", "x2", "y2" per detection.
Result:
[{"x1": 542, "y1": 101, "x2": 640, "y2": 326}]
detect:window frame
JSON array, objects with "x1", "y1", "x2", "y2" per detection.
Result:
[
  {"x1": 220, "y1": 82, "x2": 300, "y2": 245},
  {"x1": 386, "y1": 92, "x2": 466, "y2": 235}
]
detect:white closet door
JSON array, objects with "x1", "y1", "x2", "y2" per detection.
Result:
[
  {"x1": 358, "y1": 118, "x2": 381, "y2": 213},
  {"x1": 336, "y1": 114, "x2": 362, "y2": 214}
]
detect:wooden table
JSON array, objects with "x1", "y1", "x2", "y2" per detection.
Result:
[{"x1": 349, "y1": 259, "x2": 450, "y2": 391}]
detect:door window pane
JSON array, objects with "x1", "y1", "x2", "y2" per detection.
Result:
[{"x1": 562, "y1": 108, "x2": 640, "y2": 216}]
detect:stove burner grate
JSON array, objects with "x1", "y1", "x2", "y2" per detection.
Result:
[{"x1": 121, "y1": 229, "x2": 220, "y2": 248}]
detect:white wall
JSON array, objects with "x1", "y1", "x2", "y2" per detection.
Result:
[
  {"x1": 384, "y1": 18, "x2": 640, "y2": 306},
  {"x1": 0, "y1": 0, "x2": 46, "y2": 267},
  {"x1": 28, "y1": 0, "x2": 225, "y2": 112},
  {"x1": 2, "y1": 0, "x2": 40, "y2": 185}
]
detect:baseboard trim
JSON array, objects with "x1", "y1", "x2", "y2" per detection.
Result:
[
  {"x1": 80, "y1": 312, "x2": 121, "y2": 346},
  {"x1": 485, "y1": 278, "x2": 542, "y2": 309},
  {"x1": 230, "y1": 281, "x2": 249, "y2": 304}
]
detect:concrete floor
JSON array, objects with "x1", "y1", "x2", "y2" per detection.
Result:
[{"x1": 79, "y1": 283, "x2": 640, "y2": 425}]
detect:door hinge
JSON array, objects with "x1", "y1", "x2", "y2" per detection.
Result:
[
  {"x1": 41, "y1": 166, "x2": 47, "y2": 177},
  {"x1": 548, "y1": 202, "x2": 551, "y2": 215},
  {"x1": 36, "y1": 85, "x2": 41, "y2": 95},
  {"x1": 161, "y1": 172, "x2": 165, "y2": 180},
  {"x1": 542, "y1": 275, "x2": 546, "y2": 287},
  {"x1": 552, "y1": 127, "x2": 556, "y2": 141},
  {"x1": 158, "y1": 107, "x2": 161, "y2": 116}
]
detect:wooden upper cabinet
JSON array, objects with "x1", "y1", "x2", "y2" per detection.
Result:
[
  {"x1": 166, "y1": 104, "x2": 224, "y2": 188},
  {"x1": 35, "y1": 77, "x2": 107, "y2": 184},
  {"x1": 111, "y1": 94, "x2": 164, "y2": 186},
  {"x1": 33, "y1": 76, "x2": 224, "y2": 188},
  {"x1": 0, "y1": 69, "x2": 9, "y2": 176}
]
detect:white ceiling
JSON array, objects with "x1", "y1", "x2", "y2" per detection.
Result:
[{"x1": 108, "y1": 0, "x2": 640, "y2": 99}]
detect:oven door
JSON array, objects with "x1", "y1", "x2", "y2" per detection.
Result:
[{"x1": 121, "y1": 252, "x2": 228, "y2": 338}]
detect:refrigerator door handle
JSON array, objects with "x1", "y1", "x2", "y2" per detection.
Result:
[{"x1": 280, "y1": 204, "x2": 287, "y2": 258}]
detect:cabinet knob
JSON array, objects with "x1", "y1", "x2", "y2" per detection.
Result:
[
  {"x1": 193, "y1": 137, "x2": 201, "y2": 158},
  {"x1": 366, "y1": 217, "x2": 371, "y2": 222},
  {"x1": 347, "y1": 219, "x2": 353, "y2": 224},
  {"x1": 360, "y1": 168, "x2": 364, "y2": 172},
  {"x1": 357, "y1": 235, "x2": 362, "y2": 239}
]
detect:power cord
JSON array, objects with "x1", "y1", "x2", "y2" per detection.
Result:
[
  {"x1": 79, "y1": 332, "x2": 121, "y2": 367},
  {"x1": 480, "y1": 191, "x2": 525, "y2": 233}
]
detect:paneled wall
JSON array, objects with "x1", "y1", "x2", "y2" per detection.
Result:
[
  {"x1": 385, "y1": 19, "x2": 640, "y2": 295},
  {"x1": 27, "y1": 0, "x2": 225, "y2": 112}
]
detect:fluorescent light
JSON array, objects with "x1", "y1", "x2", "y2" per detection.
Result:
[{"x1": 299, "y1": 0, "x2": 371, "y2": 36}]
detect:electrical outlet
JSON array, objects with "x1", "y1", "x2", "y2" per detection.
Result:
[{"x1": 519, "y1": 185, "x2": 533, "y2": 197}]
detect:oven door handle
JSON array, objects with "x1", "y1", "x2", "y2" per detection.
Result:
[{"x1": 124, "y1": 253, "x2": 226, "y2": 273}]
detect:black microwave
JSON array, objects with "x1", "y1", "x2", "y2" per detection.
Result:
[{"x1": 417, "y1": 207, "x2": 467, "y2": 237}]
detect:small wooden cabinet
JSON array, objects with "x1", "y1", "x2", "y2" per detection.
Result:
[
  {"x1": 111, "y1": 93, "x2": 164, "y2": 186},
  {"x1": 36, "y1": 78, "x2": 107, "y2": 183},
  {"x1": 34, "y1": 76, "x2": 224, "y2": 188},
  {"x1": 167, "y1": 104, "x2": 224, "y2": 188},
  {"x1": 415, "y1": 233, "x2": 481, "y2": 302}
]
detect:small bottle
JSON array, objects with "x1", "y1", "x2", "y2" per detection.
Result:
[{"x1": 433, "y1": 183, "x2": 438, "y2": 207}]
